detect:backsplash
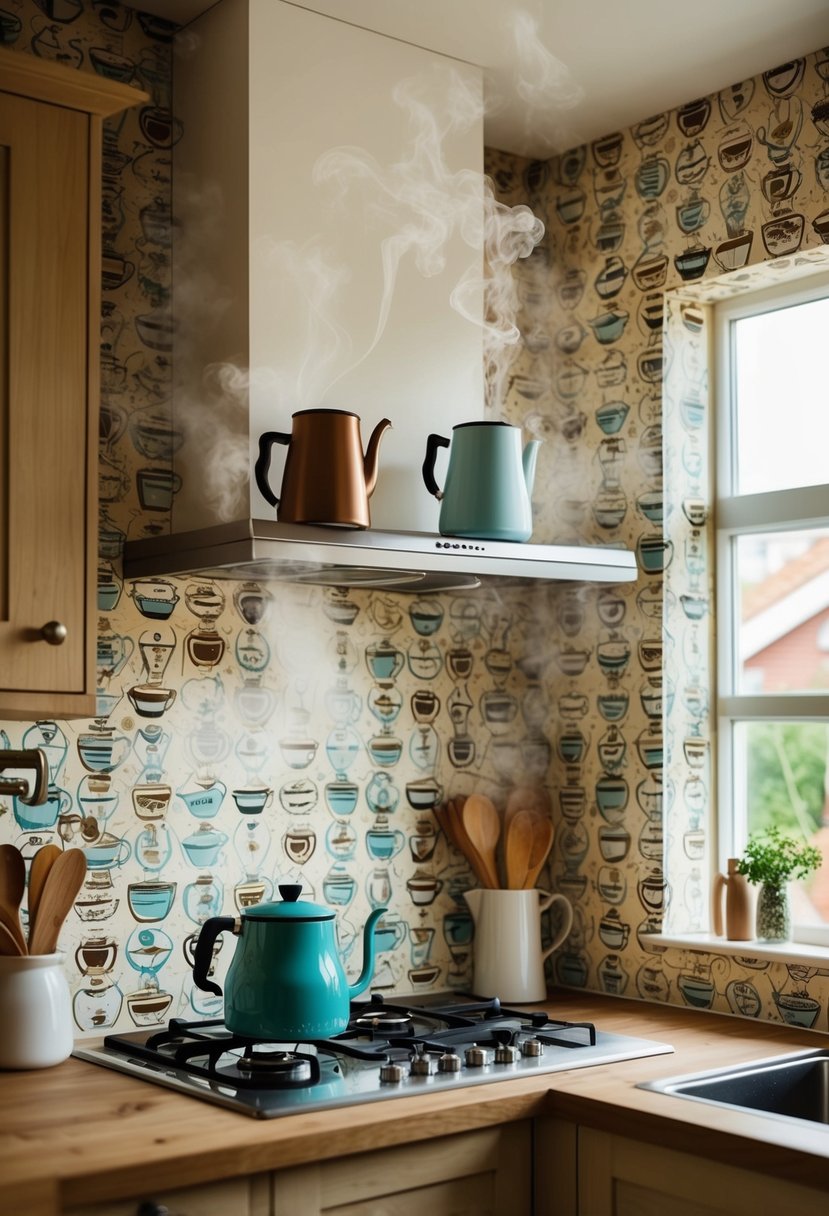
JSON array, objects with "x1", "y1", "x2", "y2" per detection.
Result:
[
  {"x1": 488, "y1": 45, "x2": 829, "y2": 1030},
  {"x1": 4, "y1": 0, "x2": 829, "y2": 1037},
  {"x1": 5, "y1": 571, "x2": 557, "y2": 1032},
  {"x1": 0, "y1": 0, "x2": 552, "y2": 1032}
]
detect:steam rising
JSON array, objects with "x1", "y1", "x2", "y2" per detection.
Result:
[
  {"x1": 312, "y1": 65, "x2": 544, "y2": 411},
  {"x1": 510, "y1": 12, "x2": 585, "y2": 154}
]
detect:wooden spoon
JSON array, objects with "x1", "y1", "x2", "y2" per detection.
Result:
[
  {"x1": 28, "y1": 849, "x2": 87, "y2": 956},
  {"x1": 461, "y1": 794, "x2": 501, "y2": 889},
  {"x1": 505, "y1": 809, "x2": 535, "y2": 889},
  {"x1": 0, "y1": 844, "x2": 27, "y2": 954},
  {"x1": 504, "y1": 786, "x2": 550, "y2": 835},
  {"x1": 446, "y1": 800, "x2": 494, "y2": 888},
  {"x1": 27, "y1": 844, "x2": 62, "y2": 949},
  {"x1": 524, "y1": 818, "x2": 554, "y2": 889}
]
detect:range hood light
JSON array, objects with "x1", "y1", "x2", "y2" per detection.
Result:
[{"x1": 124, "y1": 520, "x2": 638, "y2": 591}]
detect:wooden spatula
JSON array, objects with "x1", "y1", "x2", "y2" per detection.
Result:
[
  {"x1": 446, "y1": 799, "x2": 495, "y2": 888},
  {"x1": 462, "y1": 795, "x2": 501, "y2": 889},
  {"x1": 28, "y1": 849, "x2": 86, "y2": 956},
  {"x1": 524, "y1": 818, "x2": 554, "y2": 889},
  {"x1": 27, "y1": 844, "x2": 62, "y2": 949},
  {"x1": 0, "y1": 844, "x2": 27, "y2": 954},
  {"x1": 505, "y1": 809, "x2": 535, "y2": 889}
]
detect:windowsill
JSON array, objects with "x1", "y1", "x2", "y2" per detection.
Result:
[{"x1": 641, "y1": 932, "x2": 829, "y2": 968}]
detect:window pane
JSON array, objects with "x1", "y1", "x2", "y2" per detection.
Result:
[
  {"x1": 734, "y1": 295, "x2": 829, "y2": 495},
  {"x1": 736, "y1": 720, "x2": 829, "y2": 929},
  {"x1": 737, "y1": 529, "x2": 829, "y2": 693}
]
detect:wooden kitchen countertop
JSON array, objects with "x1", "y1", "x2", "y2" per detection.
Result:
[{"x1": 2, "y1": 991, "x2": 828, "y2": 1213}]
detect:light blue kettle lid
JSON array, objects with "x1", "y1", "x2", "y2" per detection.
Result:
[{"x1": 243, "y1": 883, "x2": 334, "y2": 921}]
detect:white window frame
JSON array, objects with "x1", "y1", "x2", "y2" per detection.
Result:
[{"x1": 715, "y1": 270, "x2": 829, "y2": 950}]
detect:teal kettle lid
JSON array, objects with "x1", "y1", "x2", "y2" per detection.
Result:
[{"x1": 243, "y1": 883, "x2": 334, "y2": 921}]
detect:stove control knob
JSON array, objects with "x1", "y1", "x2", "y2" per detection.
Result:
[
  {"x1": 380, "y1": 1062, "x2": 405, "y2": 1084},
  {"x1": 438, "y1": 1051, "x2": 462, "y2": 1074},
  {"x1": 520, "y1": 1037, "x2": 545, "y2": 1057},
  {"x1": 464, "y1": 1044, "x2": 491, "y2": 1068},
  {"x1": 410, "y1": 1053, "x2": 435, "y2": 1077},
  {"x1": 494, "y1": 1043, "x2": 521, "y2": 1064}
]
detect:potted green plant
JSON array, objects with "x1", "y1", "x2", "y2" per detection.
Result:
[{"x1": 736, "y1": 827, "x2": 821, "y2": 942}]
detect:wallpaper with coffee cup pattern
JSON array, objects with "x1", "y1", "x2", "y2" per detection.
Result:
[
  {"x1": 487, "y1": 45, "x2": 829, "y2": 1031},
  {"x1": 1, "y1": 0, "x2": 563, "y2": 1036},
  {"x1": 3, "y1": 0, "x2": 829, "y2": 1038}
]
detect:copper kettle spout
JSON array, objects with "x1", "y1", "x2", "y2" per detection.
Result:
[{"x1": 363, "y1": 419, "x2": 392, "y2": 498}]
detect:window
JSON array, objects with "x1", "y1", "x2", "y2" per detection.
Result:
[{"x1": 716, "y1": 273, "x2": 829, "y2": 948}]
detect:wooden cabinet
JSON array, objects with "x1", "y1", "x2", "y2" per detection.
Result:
[
  {"x1": 63, "y1": 1125, "x2": 531, "y2": 1216},
  {"x1": 0, "y1": 51, "x2": 144, "y2": 719},
  {"x1": 568, "y1": 1127, "x2": 828, "y2": 1216},
  {"x1": 64, "y1": 1174, "x2": 271, "y2": 1216},
  {"x1": 271, "y1": 1123, "x2": 533, "y2": 1216}
]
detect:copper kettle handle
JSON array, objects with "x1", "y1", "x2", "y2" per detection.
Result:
[{"x1": 254, "y1": 431, "x2": 291, "y2": 509}]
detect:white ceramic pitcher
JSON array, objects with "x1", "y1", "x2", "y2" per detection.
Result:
[
  {"x1": 0, "y1": 953, "x2": 73, "y2": 1069},
  {"x1": 464, "y1": 888, "x2": 573, "y2": 1003}
]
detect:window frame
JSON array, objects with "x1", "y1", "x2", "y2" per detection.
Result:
[{"x1": 714, "y1": 271, "x2": 829, "y2": 949}]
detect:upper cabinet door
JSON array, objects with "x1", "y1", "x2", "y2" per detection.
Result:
[
  {"x1": 0, "y1": 52, "x2": 147, "y2": 720},
  {"x1": 0, "y1": 90, "x2": 90, "y2": 709}
]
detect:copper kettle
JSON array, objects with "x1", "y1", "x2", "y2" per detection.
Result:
[{"x1": 255, "y1": 409, "x2": 391, "y2": 529}]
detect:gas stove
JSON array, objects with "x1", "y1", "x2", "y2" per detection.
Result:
[{"x1": 74, "y1": 994, "x2": 673, "y2": 1118}]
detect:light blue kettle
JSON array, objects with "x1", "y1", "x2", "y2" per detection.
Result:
[
  {"x1": 422, "y1": 421, "x2": 541, "y2": 542},
  {"x1": 192, "y1": 884, "x2": 385, "y2": 1038}
]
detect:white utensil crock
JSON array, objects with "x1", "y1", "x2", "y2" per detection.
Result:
[
  {"x1": 464, "y1": 888, "x2": 573, "y2": 1002},
  {"x1": 0, "y1": 952, "x2": 73, "y2": 1069}
]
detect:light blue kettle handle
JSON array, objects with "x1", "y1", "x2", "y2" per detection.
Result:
[{"x1": 422, "y1": 434, "x2": 450, "y2": 499}]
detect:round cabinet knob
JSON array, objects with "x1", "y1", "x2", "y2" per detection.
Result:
[
  {"x1": 136, "y1": 1203, "x2": 170, "y2": 1216},
  {"x1": 40, "y1": 621, "x2": 67, "y2": 646}
]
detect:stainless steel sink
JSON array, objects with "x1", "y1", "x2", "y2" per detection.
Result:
[{"x1": 637, "y1": 1049, "x2": 829, "y2": 1129}]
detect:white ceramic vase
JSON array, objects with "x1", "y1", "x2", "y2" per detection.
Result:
[{"x1": 0, "y1": 952, "x2": 73, "y2": 1069}]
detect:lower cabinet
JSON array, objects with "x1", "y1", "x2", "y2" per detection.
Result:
[
  {"x1": 570, "y1": 1127, "x2": 828, "y2": 1216},
  {"x1": 64, "y1": 1175, "x2": 271, "y2": 1216},
  {"x1": 271, "y1": 1122, "x2": 532, "y2": 1216},
  {"x1": 63, "y1": 1124, "x2": 532, "y2": 1216}
]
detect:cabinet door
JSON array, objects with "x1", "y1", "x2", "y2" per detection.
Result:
[
  {"x1": 578, "y1": 1128, "x2": 829, "y2": 1215},
  {"x1": 63, "y1": 1172, "x2": 271, "y2": 1216},
  {"x1": 272, "y1": 1123, "x2": 532, "y2": 1216},
  {"x1": 0, "y1": 88, "x2": 94, "y2": 716}
]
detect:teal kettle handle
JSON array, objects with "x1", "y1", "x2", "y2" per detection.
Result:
[
  {"x1": 422, "y1": 434, "x2": 450, "y2": 499},
  {"x1": 254, "y1": 431, "x2": 291, "y2": 509},
  {"x1": 192, "y1": 915, "x2": 237, "y2": 996}
]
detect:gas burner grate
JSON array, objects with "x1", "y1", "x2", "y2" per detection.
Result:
[{"x1": 99, "y1": 999, "x2": 600, "y2": 1093}]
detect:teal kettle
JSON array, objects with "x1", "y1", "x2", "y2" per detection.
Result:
[
  {"x1": 422, "y1": 421, "x2": 541, "y2": 542},
  {"x1": 192, "y1": 884, "x2": 386, "y2": 1038}
]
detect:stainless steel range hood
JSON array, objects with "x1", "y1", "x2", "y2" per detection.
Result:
[{"x1": 123, "y1": 519, "x2": 637, "y2": 592}]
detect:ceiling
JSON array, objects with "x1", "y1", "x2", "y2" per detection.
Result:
[{"x1": 129, "y1": 0, "x2": 829, "y2": 156}]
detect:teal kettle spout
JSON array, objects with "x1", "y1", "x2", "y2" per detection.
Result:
[
  {"x1": 348, "y1": 906, "x2": 387, "y2": 999},
  {"x1": 522, "y1": 439, "x2": 541, "y2": 498}
]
